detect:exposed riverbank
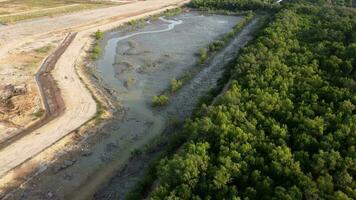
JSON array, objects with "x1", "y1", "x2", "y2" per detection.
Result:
[
  {"x1": 94, "y1": 14, "x2": 263, "y2": 199},
  {"x1": 79, "y1": 11, "x2": 244, "y2": 200}
]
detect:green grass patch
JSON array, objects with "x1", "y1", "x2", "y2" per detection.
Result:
[
  {"x1": 34, "y1": 45, "x2": 52, "y2": 54},
  {"x1": 90, "y1": 43, "x2": 102, "y2": 60}
]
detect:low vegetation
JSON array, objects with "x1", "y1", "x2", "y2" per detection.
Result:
[
  {"x1": 94, "y1": 30, "x2": 104, "y2": 40},
  {"x1": 198, "y1": 48, "x2": 209, "y2": 64},
  {"x1": 152, "y1": 95, "x2": 169, "y2": 107},
  {"x1": 93, "y1": 96, "x2": 106, "y2": 122},
  {"x1": 131, "y1": 148, "x2": 143, "y2": 158},
  {"x1": 170, "y1": 78, "x2": 183, "y2": 93},
  {"x1": 163, "y1": 7, "x2": 183, "y2": 17},
  {"x1": 126, "y1": 18, "x2": 145, "y2": 26},
  {"x1": 34, "y1": 45, "x2": 53, "y2": 54},
  {"x1": 198, "y1": 12, "x2": 255, "y2": 64},
  {"x1": 91, "y1": 30, "x2": 104, "y2": 60},
  {"x1": 91, "y1": 44, "x2": 102, "y2": 60},
  {"x1": 170, "y1": 73, "x2": 191, "y2": 93},
  {"x1": 32, "y1": 108, "x2": 45, "y2": 118}
]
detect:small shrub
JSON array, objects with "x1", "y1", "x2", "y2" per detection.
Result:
[
  {"x1": 32, "y1": 108, "x2": 45, "y2": 118},
  {"x1": 94, "y1": 30, "x2": 103, "y2": 40},
  {"x1": 127, "y1": 20, "x2": 137, "y2": 26},
  {"x1": 131, "y1": 149, "x2": 143, "y2": 157},
  {"x1": 199, "y1": 48, "x2": 209, "y2": 64},
  {"x1": 209, "y1": 40, "x2": 225, "y2": 51},
  {"x1": 163, "y1": 8, "x2": 182, "y2": 17},
  {"x1": 91, "y1": 43, "x2": 102, "y2": 60},
  {"x1": 152, "y1": 95, "x2": 169, "y2": 107},
  {"x1": 170, "y1": 78, "x2": 183, "y2": 93},
  {"x1": 180, "y1": 72, "x2": 192, "y2": 82},
  {"x1": 35, "y1": 45, "x2": 52, "y2": 53},
  {"x1": 127, "y1": 19, "x2": 144, "y2": 26}
]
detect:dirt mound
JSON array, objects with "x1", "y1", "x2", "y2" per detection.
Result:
[{"x1": 0, "y1": 84, "x2": 27, "y2": 113}]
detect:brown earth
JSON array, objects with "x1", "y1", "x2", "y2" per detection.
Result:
[{"x1": 0, "y1": 33, "x2": 76, "y2": 148}]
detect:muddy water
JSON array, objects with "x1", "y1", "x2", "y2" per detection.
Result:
[{"x1": 6, "y1": 12, "x2": 260, "y2": 200}]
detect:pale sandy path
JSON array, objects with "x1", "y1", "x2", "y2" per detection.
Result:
[{"x1": 0, "y1": 0, "x2": 189, "y2": 177}]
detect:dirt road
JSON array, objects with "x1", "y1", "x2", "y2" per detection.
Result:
[{"x1": 0, "y1": 0, "x2": 190, "y2": 177}]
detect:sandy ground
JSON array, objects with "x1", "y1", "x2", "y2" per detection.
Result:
[
  {"x1": 0, "y1": 0, "x2": 189, "y2": 184},
  {"x1": 0, "y1": 4, "x2": 80, "y2": 17},
  {"x1": 0, "y1": 34, "x2": 65, "y2": 141},
  {"x1": 0, "y1": 0, "x2": 187, "y2": 134},
  {"x1": 0, "y1": 2, "x2": 139, "y2": 136}
]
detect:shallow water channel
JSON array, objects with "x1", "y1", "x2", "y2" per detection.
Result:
[{"x1": 7, "y1": 12, "x2": 260, "y2": 200}]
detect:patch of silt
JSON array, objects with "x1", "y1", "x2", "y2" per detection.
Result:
[{"x1": 5, "y1": 12, "x2": 249, "y2": 200}]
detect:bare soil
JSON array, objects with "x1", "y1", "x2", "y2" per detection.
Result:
[
  {"x1": 0, "y1": 0, "x2": 189, "y2": 140},
  {"x1": 0, "y1": 33, "x2": 75, "y2": 148},
  {"x1": 0, "y1": 0, "x2": 123, "y2": 23},
  {"x1": 0, "y1": 35, "x2": 63, "y2": 143}
]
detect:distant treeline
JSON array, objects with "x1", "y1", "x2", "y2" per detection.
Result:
[
  {"x1": 189, "y1": 0, "x2": 279, "y2": 11},
  {"x1": 148, "y1": 1, "x2": 356, "y2": 200},
  {"x1": 284, "y1": 0, "x2": 356, "y2": 7}
]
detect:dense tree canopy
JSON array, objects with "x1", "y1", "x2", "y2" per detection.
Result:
[{"x1": 150, "y1": 3, "x2": 356, "y2": 200}]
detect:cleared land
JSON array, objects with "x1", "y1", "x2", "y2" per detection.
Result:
[
  {"x1": 0, "y1": 0, "x2": 121, "y2": 24},
  {"x1": 0, "y1": 0, "x2": 183, "y2": 140},
  {"x1": 0, "y1": 35, "x2": 64, "y2": 142},
  {"x1": 0, "y1": 0, "x2": 190, "y2": 193},
  {"x1": 0, "y1": 0, "x2": 138, "y2": 142}
]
